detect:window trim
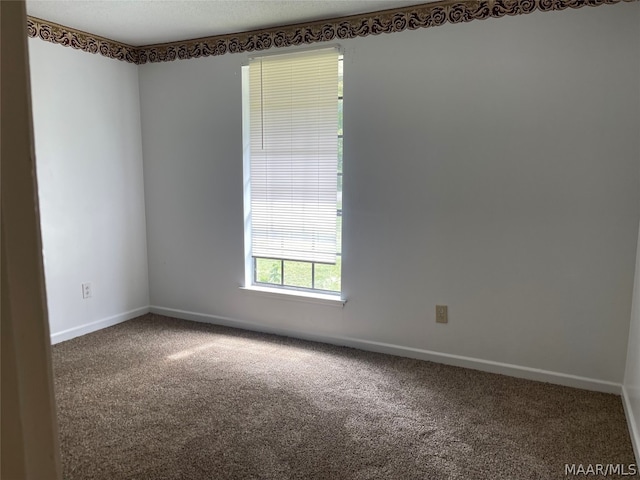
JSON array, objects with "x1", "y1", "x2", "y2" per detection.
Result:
[
  {"x1": 239, "y1": 285, "x2": 346, "y2": 307},
  {"x1": 242, "y1": 52, "x2": 344, "y2": 299}
]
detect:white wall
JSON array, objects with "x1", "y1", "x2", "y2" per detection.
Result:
[
  {"x1": 29, "y1": 39, "x2": 149, "y2": 342},
  {"x1": 624, "y1": 226, "x2": 640, "y2": 461},
  {"x1": 139, "y1": 3, "x2": 640, "y2": 385},
  {"x1": 622, "y1": 10, "x2": 640, "y2": 458}
]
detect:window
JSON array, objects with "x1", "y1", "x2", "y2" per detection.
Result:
[{"x1": 242, "y1": 48, "x2": 343, "y2": 296}]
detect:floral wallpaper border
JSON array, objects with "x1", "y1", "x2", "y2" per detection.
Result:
[
  {"x1": 27, "y1": 0, "x2": 634, "y2": 64},
  {"x1": 27, "y1": 16, "x2": 139, "y2": 63}
]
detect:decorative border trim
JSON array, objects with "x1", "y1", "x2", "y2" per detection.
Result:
[
  {"x1": 136, "y1": 0, "x2": 632, "y2": 64},
  {"x1": 27, "y1": 16, "x2": 139, "y2": 64},
  {"x1": 28, "y1": 0, "x2": 635, "y2": 64}
]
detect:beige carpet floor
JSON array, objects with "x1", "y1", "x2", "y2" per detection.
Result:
[{"x1": 52, "y1": 314, "x2": 637, "y2": 479}]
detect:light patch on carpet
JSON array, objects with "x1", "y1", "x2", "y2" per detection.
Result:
[
  {"x1": 167, "y1": 341, "x2": 219, "y2": 360},
  {"x1": 51, "y1": 314, "x2": 639, "y2": 480}
]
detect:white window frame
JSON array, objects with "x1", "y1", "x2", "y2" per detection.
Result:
[{"x1": 241, "y1": 48, "x2": 344, "y2": 303}]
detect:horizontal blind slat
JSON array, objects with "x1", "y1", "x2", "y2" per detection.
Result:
[{"x1": 249, "y1": 49, "x2": 339, "y2": 264}]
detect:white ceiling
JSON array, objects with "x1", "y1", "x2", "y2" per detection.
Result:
[{"x1": 26, "y1": 0, "x2": 430, "y2": 46}]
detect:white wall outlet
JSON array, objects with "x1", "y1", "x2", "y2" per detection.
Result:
[
  {"x1": 82, "y1": 282, "x2": 92, "y2": 299},
  {"x1": 436, "y1": 305, "x2": 448, "y2": 323}
]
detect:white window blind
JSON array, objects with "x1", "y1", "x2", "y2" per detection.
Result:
[{"x1": 249, "y1": 48, "x2": 339, "y2": 264}]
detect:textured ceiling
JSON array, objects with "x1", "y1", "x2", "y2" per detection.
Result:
[{"x1": 26, "y1": 0, "x2": 431, "y2": 46}]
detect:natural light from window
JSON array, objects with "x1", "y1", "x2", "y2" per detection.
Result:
[{"x1": 242, "y1": 48, "x2": 343, "y2": 296}]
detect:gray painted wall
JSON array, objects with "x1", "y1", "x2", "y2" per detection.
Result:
[
  {"x1": 623, "y1": 31, "x2": 640, "y2": 456},
  {"x1": 139, "y1": 3, "x2": 640, "y2": 383},
  {"x1": 624, "y1": 226, "x2": 640, "y2": 460},
  {"x1": 29, "y1": 38, "x2": 149, "y2": 340}
]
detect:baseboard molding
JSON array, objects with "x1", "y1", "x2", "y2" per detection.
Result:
[
  {"x1": 50, "y1": 306, "x2": 150, "y2": 344},
  {"x1": 622, "y1": 385, "x2": 640, "y2": 464},
  {"x1": 150, "y1": 305, "x2": 622, "y2": 394}
]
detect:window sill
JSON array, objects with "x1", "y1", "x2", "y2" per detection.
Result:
[{"x1": 240, "y1": 285, "x2": 346, "y2": 307}]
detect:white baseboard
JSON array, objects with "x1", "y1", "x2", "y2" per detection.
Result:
[
  {"x1": 150, "y1": 305, "x2": 621, "y2": 394},
  {"x1": 622, "y1": 385, "x2": 640, "y2": 464},
  {"x1": 50, "y1": 306, "x2": 150, "y2": 344}
]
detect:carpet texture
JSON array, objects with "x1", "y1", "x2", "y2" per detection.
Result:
[{"x1": 52, "y1": 314, "x2": 637, "y2": 479}]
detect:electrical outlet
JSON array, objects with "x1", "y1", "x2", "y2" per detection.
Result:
[
  {"x1": 82, "y1": 282, "x2": 92, "y2": 299},
  {"x1": 436, "y1": 305, "x2": 448, "y2": 323}
]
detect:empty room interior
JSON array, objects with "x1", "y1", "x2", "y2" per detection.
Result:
[{"x1": 3, "y1": 0, "x2": 640, "y2": 477}]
